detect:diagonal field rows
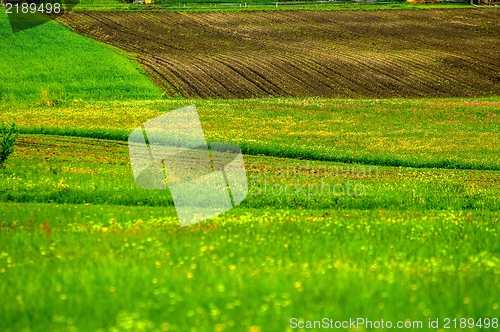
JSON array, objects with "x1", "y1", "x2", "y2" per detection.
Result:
[{"x1": 57, "y1": 9, "x2": 500, "y2": 98}]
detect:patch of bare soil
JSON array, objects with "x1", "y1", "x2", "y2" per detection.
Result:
[{"x1": 57, "y1": 9, "x2": 500, "y2": 98}]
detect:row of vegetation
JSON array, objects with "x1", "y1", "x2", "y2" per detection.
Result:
[
  {"x1": 0, "y1": 0, "x2": 471, "y2": 12},
  {"x1": 2, "y1": 98, "x2": 499, "y2": 170},
  {"x1": 1, "y1": 134, "x2": 499, "y2": 210}
]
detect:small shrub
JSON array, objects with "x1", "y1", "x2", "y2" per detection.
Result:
[{"x1": 0, "y1": 122, "x2": 19, "y2": 168}]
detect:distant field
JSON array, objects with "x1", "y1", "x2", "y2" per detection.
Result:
[
  {"x1": 0, "y1": 9, "x2": 162, "y2": 103},
  {"x1": 57, "y1": 9, "x2": 500, "y2": 99},
  {"x1": 68, "y1": 0, "x2": 471, "y2": 12}
]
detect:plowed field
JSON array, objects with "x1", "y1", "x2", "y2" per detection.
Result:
[{"x1": 57, "y1": 9, "x2": 500, "y2": 98}]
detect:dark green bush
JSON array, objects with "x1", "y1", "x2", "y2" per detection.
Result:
[{"x1": 0, "y1": 123, "x2": 19, "y2": 168}]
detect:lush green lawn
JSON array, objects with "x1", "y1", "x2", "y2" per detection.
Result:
[
  {"x1": 1, "y1": 204, "x2": 499, "y2": 331},
  {"x1": 0, "y1": 9, "x2": 162, "y2": 103}
]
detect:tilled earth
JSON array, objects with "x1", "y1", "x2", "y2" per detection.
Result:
[{"x1": 57, "y1": 9, "x2": 500, "y2": 98}]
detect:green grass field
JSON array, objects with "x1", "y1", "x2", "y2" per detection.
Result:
[
  {"x1": 0, "y1": 8, "x2": 162, "y2": 103},
  {"x1": 1, "y1": 6, "x2": 500, "y2": 332},
  {"x1": 69, "y1": 2, "x2": 472, "y2": 13},
  {"x1": 1, "y1": 98, "x2": 499, "y2": 331}
]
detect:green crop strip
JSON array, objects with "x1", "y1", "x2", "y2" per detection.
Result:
[{"x1": 2, "y1": 97, "x2": 499, "y2": 170}]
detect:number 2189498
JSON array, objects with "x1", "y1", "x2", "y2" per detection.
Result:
[{"x1": 6, "y1": 2, "x2": 61, "y2": 14}]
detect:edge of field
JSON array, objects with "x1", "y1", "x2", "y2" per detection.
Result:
[{"x1": 63, "y1": 1, "x2": 474, "y2": 12}]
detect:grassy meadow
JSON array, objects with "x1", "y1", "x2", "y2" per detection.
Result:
[
  {"x1": 1, "y1": 205, "x2": 499, "y2": 331},
  {"x1": 1, "y1": 5, "x2": 500, "y2": 332},
  {"x1": 1, "y1": 98, "x2": 500, "y2": 331},
  {"x1": 0, "y1": 8, "x2": 162, "y2": 103}
]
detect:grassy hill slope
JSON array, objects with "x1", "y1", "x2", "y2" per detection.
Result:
[{"x1": 0, "y1": 8, "x2": 162, "y2": 103}]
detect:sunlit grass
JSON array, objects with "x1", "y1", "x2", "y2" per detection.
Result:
[
  {"x1": 1, "y1": 5, "x2": 499, "y2": 330},
  {"x1": 0, "y1": 12, "x2": 162, "y2": 103},
  {"x1": 70, "y1": 0, "x2": 472, "y2": 12},
  {"x1": 1, "y1": 94, "x2": 499, "y2": 331},
  {"x1": 0, "y1": 133, "x2": 499, "y2": 330},
  {"x1": 1, "y1": 205, "x2": 499, "y2": 331}
]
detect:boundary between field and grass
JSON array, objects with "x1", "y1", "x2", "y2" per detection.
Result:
[
  {"x1": 63, "y1": 0, "x2": 475, "y2": 12},
  {"x1": 132, "y1": 1, "x2": 474, "y2": 12},
  {"x1": 3, "y1": 91, "x2": 499, "y2": 173}
]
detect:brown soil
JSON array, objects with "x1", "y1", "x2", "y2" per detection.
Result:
[{"x1": 57, "y1": 9, "x2": 500, "y2": 99}]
